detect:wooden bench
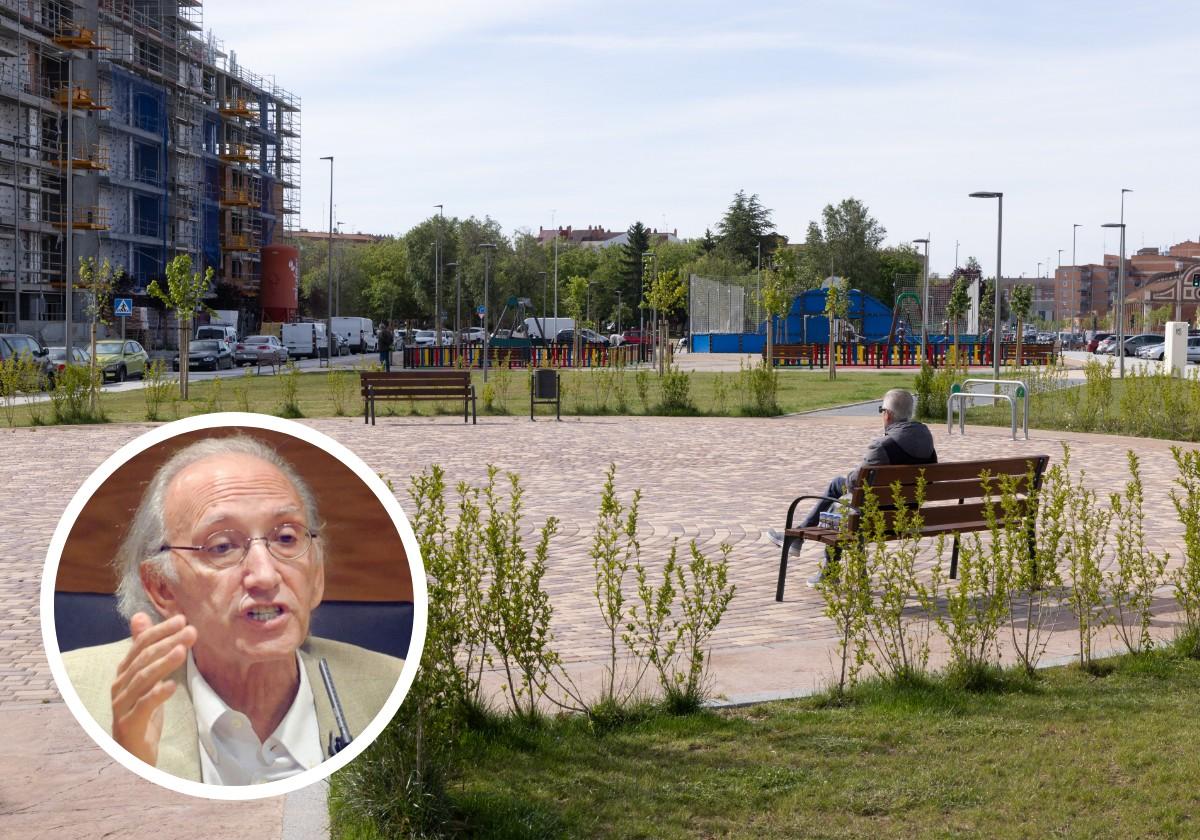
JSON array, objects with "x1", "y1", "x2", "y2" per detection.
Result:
[
  {"x1": 359, "y1": 371, "x2": 477, "y2": 425},
  {"x1": 764, "y1": 343, "x2": 816, "y2": 368},
  {"x1": 775, "y1": 455, "x2": 1049, "y2": 601},
  {"x1": 1000, "y1": 342, "x2": 1056, "y2": 366}
]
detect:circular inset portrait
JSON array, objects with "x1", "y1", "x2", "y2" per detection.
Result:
[{"x1": 40, "y1": 413, "x2": 427, "y2": 800}]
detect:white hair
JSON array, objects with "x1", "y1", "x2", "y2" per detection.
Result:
[
  {"x1": 882, "y1": 389, "x2": 914, "y2": 422},
  {"x1": 114, "y1": 435, "x2": 324, "y2": 621}
]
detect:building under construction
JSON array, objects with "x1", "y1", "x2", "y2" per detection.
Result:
[{"x1": 0, "y1": 0, "x2": 299, "y2": 343}]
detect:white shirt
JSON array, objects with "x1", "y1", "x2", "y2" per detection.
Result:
[{"x1": 187, "y1": 651, "x2": 324, "y2": 785}]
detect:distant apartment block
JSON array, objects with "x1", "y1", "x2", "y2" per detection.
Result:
[
  {"x1": 1054, "y1": 240, "x2": 1200, "y2": 324},
  {"x1": 536, "y1": 225, "x2": 681, "y2": 249},
  {"x1": 0, "y1": 0, "x2": 299, "y2": 342}
]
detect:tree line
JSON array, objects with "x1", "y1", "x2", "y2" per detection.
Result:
[{"x1": 291, "y1": 192, "x2": 931, "y2": 333}]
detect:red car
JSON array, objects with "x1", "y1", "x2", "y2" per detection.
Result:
[
  {"x1": 1086, "y1": 332, "x2": 1113, "y2": 353},
  {"x1": 621, "y1": 328, "x2": 646, "y2": 345}
]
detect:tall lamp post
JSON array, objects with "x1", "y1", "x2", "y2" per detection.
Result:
[
  {"x1": 616, "y1": 289, "x2": 623, "y2": 335},
  {"x1": 537, "y1": 270, "x2": 547, "y2": 335},
  {"x1": 1071, "y1": 224, "x2": 1081, "y2": 329},
  {"x1": 1056, "y1": 249, "x2": 1063, "y2": 323},
  {"x1": 433, "y1": 204, "x2": 443, "y2": 346},
  {"x1": 969, "y1": 191, "x2": 1003, "y2": 381},
  {"x1": 479, "y1": 243, "x2": 496, "y2": 381},
  {"x1": 320, "y1": 155, "x2": 334, "y2": 365},
  {"x1": 912, "y1": 237, "x2": 929, "y2": 359},
  {"x1": 1102, "y1": 221, "x2": 1128, "y2": 378},
  {"x1": 445, "y1": 261, "x2": 458, "y2": 353}
]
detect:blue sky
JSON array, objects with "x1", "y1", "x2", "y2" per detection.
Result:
[{"x1": 204, "y1": 0, "x2": 1198, "y2": 277}]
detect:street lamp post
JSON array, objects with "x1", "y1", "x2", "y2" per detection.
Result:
[
  {"x1": 445, "y1": 261, "x2": 458, "y2": 355},
  {"x1": 479, "y1": 243, "x2": 497, "y2": 382},
  {"x1": 1102, "y1": 221, "x2": 1128, "y2": 378},
  {"x1": 616, "y1": 290, "x2": 623, "y2": 335},
  {"x1": 320, "y1": 155, "x2": 334, "y2": 366},
  {"x1": 1072, "y1": 224, "x2": 1081, "y2": 329},
  {"x1": 537, "y1": 270, "x2": 547, "y2": 336},
  {"x1": 969, "y1": 191, "x2": 1003, "y2": 380},
  {"x1": 433, "y1": 204, "x2": 443, "y2": 346},
  {"x1": 912, "y1": 238, "x2": 929, "y2": 360}
]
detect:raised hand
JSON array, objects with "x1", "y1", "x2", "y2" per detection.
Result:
[{"x1": 110, "y1": 613, "x2": 197, "y2": 767}]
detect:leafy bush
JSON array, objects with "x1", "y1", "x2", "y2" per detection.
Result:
[
  {"x1": 278, "y1": 362, "x2": 302, "y2": 417},
  {"x1": 741, "y1": 360, "x2": 780, "y2": 416},
  {"x1": 657, "y1": 364, "x2": 694, "y2": 414},
  {"x1": 142, "y1": 360, "x2": 175, "y2": 421},
  {"x1": 49, "y1": 364, "x2": 105, "y2": 424},
  {"x1": 1108, "y1": 451, "x2": 1168, "y2": 654},
  {"x1": 327, "y1": 368, "x2": 354, "y2": 416}
]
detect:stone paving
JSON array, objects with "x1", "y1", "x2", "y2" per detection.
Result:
[{"x1": 0, "y1": 412, "x2": 1196, "y2": 837}]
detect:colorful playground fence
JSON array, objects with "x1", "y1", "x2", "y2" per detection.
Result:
[
  {"x1": 401, "y1": 343, "x2": 652, "y2": 369},
  {"x1": 766, "y1": 341, "x2": 1057, "y2": 368}
]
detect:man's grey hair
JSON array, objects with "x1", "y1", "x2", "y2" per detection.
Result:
[
  {"x1": 882, "y1": 389, "x2": 915, "y2": 422},
  {"x1": 114, "y1": 435, "x2": 324, "y2": 622}
]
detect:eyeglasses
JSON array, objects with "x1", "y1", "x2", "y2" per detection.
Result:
[
  {"x1": 878, "y1": 405, "x2": 887, "y2": 414},
  {"x1": 161, "y1": 522, "x2": 319, "y2": 569}
]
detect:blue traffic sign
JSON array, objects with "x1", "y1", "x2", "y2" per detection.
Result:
[{"x1": 114, "y1": 297, "x2": 133, "y2": 317}]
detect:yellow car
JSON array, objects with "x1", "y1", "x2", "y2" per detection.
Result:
[{"x1": 94, "y1": 339, "x2": 148, "y2": 382}]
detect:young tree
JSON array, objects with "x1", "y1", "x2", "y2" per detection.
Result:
[
  {"x1": 824, "y1": 280, "x2": 850, "y2": 381},
  {"x1": 148, "y1": 255, "x2": 214, "y2": 400},
  {"x1": 945, "y1": 276, "x2": 970, "y2": 362},
  {"x1": 760, "y1": 248, "x2": 800, "y2": 366},
  {"x1": 77, "y1": 257, "x2": 119, "y2": 411},
  {"x1": 644, "y1": 267, "x2": 687, "y2": 373},
  {"x1": 716, "y1": 190, "x2": 773, "y2": 267},
  {"x1": 619, "y1": 221, "x2": 653, "y2": 310},
  {"x1": 1010, "y1": 284, "x2": 1034, "y2": 367}
]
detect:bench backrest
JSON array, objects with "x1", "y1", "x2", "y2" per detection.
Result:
[
  {"x1": 360, "y1": 371, "x2": 472, "y2": 393},
  {"x1": 848, "y1": 455, "x2": 1050, "y2": 533}
]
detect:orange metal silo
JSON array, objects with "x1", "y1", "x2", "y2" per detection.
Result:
[{"x1": 260, "y1": 244, "x2": 299, "y2": 322}]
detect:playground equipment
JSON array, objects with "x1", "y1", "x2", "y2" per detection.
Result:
[{"x1": 947, "y1": 379, "x2": 1029, "y2": 441}]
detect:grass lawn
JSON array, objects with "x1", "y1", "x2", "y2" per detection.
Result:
[
  {"x1": 353, "y1": 653, "x2": 1200, "y2": 839},
  {"x1": 0, "y1": 366, "x2": 918, "y2": 427}
]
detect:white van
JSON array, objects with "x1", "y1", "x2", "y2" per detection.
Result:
[
  {"x1": 195, "y1": 323, "x2": 238, "y2": 343},
  {"x1": 281, "y1": 322, "x2": 329, "y2": 359},
  {"x1": 330, "y1": 316, "x2": 378, "y2": 354},
  {"x1": 521, "y1": 317, "x2": 575, "y2": 341}
]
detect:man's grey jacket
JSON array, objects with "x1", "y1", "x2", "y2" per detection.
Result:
[{"x1": 847, "y1": 419, "x2": 938, "y2": 484}]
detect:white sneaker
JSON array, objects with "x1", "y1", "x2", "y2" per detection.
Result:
[
  {"x1": 806, "y1": 567, "x2": 825, "y2": 588},
  {"x1": 767, "y1": 528, "x2": 803, "y2": 554}
]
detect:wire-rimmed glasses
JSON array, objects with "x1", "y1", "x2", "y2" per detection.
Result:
[{"x1": 161, "y1": 522, "x2": 319, "y2": 569}]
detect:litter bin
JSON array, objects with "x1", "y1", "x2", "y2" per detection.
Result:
[{"x1": 530, "y1": 368, "x2": 560, "y2": 421}]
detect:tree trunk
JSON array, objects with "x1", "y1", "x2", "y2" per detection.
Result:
[
  {"x1": 89, "y1": 318, "x2": 98, "y2": 412},
  {"x1": 766, "y1": 312, "x2": 774, "y2": 369},
  {"x1": 828, "y1": 319, "x2": 837, "y2": 381},
  {"x1": 179, "y1": 317, "x2": 190, "y2": 400},
  {"x1": 1015, "y1": 317, "x2": 1023, "y2": 368}
]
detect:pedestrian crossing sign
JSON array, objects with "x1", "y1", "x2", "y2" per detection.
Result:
[{"x1": 114, "y1": 297, "x2": 133, "y2": 317}]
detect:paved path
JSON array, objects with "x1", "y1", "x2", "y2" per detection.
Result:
[{"x1": 0, "y1": 413, "x2": 1195, "y2": 836}]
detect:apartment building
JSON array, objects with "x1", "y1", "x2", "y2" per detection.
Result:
[{"x1": 0, "y1": 0, "x2": 298, "y2": 343}]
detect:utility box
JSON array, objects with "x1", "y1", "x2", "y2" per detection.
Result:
[{"x1": 1164, "y1": 321, "x2": 1188, "y2": 377}]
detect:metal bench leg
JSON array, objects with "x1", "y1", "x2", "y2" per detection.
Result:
[
  {"x1": 775, "y1": 535, "x2": 803, "y2": 602},
  {"x1": 950, "y1": 533, "x2": 960, "y2": 580}
]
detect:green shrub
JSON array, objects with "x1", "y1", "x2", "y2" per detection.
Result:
[
  {"x1": 49, "y1": 364, "x2": 104, "y2": 424},
  {"x1": 142, "y1": 360, "x2": 175, "y2": 421},
  {"x1": 657, "y1": 364, "x2": 694, "y2": 414},
  {"x1": 278, "y1": 363, "x2": 302, "y2": 417},
  {"x1": 742, "y1": 360, "x2": 780, "y2": 416}
]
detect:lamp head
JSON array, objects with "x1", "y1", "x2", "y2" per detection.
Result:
[{"x1": 969, "y1": 191, "x2": 1002, "y2": 199}]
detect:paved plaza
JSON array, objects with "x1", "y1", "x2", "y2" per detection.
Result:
[{"x1": 0, "y1": 409, "x2": 1194, "y2": 837}]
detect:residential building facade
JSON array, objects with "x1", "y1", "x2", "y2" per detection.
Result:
[{"x1": 0, "y1": 0, "x2": 298, "y2": 345}]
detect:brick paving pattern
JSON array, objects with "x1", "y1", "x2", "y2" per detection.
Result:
[{"x1": 0, "y1": 414, "x2": 1195, "y2": 837}]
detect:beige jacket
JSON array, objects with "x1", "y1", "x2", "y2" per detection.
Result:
[{"x1": 62, "y1": 636, "x2": 404, "y2": 783}]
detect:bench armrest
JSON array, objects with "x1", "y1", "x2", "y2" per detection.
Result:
[{"x1": 783, "y1": 495, "x2": 861, "y2": 529}]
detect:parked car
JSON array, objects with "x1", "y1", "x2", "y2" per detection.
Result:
[
  {"x1": 1112, "y1": 333, "x2": 1162, "y2": 357},
  {"x1": 622, "y1": 328, "x2": 646, "y2": 345},
  {"x1": 0, "y1": 333, "x2": 54, "y2": 387},
  {"x1": 1095, "y1": 336, "x2": 1118, "y2": 355},
  {"x1": 1087, "y1": 332, "x2": 1113, "y2": 353},
  {"x1": 234, "y1": 335, "x2": 288, "y2": 366},
  {"x1": 413, "y1": 330, "x2": 438, "y2": 348},
  {"x1": 1138, "y1": 342, "x2": 1165, "y2": 360},
  {"x1": 555, "y1": 328, "x2": 608, "y2": 346},
  {"x1": 173, "y1": 339, "x2": 234, "y2": 371},
  {"x1": 195, "y1": 323, "x2": 238, "y2": 344},
  {"x1": 461, "y1": 327, "x2": 486, "y2": 344},
  {"x1": 47, "y1": 346, "x2": 90, "y2": 376},
  {"x1": 94, "y1": 339, "x2": 149, "y2": 382},
  {"x1": 1138, "y1": 337, "x2": 1200, "y2": 363}
]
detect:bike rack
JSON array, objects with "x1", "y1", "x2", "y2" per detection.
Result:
[{"x1": 946, "y1": 378, "x2": 1028, "y2": 441}]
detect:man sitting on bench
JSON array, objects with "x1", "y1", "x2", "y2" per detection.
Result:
[{"x1": 768, "y1": 388, "x2": 937, "y2": 586}]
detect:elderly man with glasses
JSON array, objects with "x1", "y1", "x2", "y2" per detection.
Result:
[
  {"x1": 768, "y1": 388, "x2": 937, "y2": 586},
  {"x1": 62, "y1": 436, "x2": 403, "y2": 785}
]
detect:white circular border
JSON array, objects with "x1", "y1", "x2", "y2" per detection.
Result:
[{"x1": 39, "y1": 412, "x2": 429, "y2": 801}]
